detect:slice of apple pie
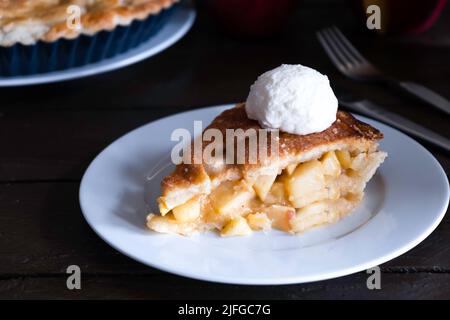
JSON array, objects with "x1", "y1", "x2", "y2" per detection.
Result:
[{"x1": 146, "y1": 104, "x2": 387, "y2": 236}]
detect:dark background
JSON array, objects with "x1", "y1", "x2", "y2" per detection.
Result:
[{"x1": 0, "y1": 0, "x2": 449, "y2": 299}]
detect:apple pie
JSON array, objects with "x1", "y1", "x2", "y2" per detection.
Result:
[
  {"x1": 146, "y1": 103, "x2": 387, "y2": 236},
  {"x1": 0, "y1": 0, "x2": 178, "y2": 46}
]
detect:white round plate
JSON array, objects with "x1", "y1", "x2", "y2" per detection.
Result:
[
  {"x1": 79, "y1": 105, "x2": 449, "y2": 285},
  {"x1": 0, "y1": 2, "x2": 195, "y2": 87}
]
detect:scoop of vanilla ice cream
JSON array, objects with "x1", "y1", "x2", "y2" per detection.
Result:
[{"x1": 245, "y1": 64, "x2": 338, "y2": 135}]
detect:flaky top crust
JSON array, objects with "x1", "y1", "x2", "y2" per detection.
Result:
[
  {"x1": 0, "y1": 0, "x2": 178, "y2": 46},
  {"x1": 206, "y1": 103, "x2": 382, "y2": 155},
  {"x1": 160, "y1": 103, "x2": 383, "y2": 197}
]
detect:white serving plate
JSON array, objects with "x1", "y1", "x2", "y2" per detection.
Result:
[{"x1": 79, "y1": 105, "x2": 449, "y2": 285}]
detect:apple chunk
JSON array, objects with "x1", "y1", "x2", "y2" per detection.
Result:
[
  {"x1": 221, "y1": 216, "x2": 252, "y2": 237},
  {"x1": 264, "y1": 181, "x2": 287, "y2": 205},
  {"x1": 210, "y1": 180, "x2": 255, "y2": 215},
  {"x1": 265, "y1": 205, "x2": 295, "y2": 232},
  {"x1": 285, "y1": 160, "x2": 327, "y2": 208},
  {"x1": 253, "y1": 173, "x2": 277, "y2": 201},
  {"x1": 172, "y1": 196, "x2": 201, "y2": 222},
  {"x1": 320, "y1": 151, "x2": 341, "y2": 177},
  {"x1": 335, "y1": 150, "x2": 352, "y2": 169},
  {"x1": 290, "y1": 201, "x2": 330, "y2": 233},
  {"x1": 246, "y1": 212, "x2": 271, "y2": 231}
]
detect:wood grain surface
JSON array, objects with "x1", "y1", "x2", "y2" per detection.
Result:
[{"x1": 0, "y1": 0, "x2": 449, "y2": 299}]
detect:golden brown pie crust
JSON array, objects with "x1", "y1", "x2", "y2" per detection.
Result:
[{"x1": 0, "y1": 0, "x2": 178, "y2": 45}]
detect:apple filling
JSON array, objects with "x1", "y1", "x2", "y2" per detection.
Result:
[{"x1": 147, "y1": 149, "x2": 385, "y2": 236}]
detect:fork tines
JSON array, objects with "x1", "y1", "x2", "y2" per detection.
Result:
[{"x1": 316, "y1": 26, "x2": 372, "y2": 72}]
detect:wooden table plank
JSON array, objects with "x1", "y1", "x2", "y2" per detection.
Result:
[
  {"x1": 0, "y1": 108, "x2": 188, "y2": 182},
  {"x1": 1, "y1": 273, "x2": 449, "y2": 299}
]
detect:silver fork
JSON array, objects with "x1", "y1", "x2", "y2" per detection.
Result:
[
  {"x1": 317, "y1": 26, "x2": 450, "y2": 116},
  {"x1": 337, "y1": 91, "x2": 450, "y2": 153}
]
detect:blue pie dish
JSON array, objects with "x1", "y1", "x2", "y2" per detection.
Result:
[{"x1": 0, "y1": 3, "x2": 177, "y2": 77}]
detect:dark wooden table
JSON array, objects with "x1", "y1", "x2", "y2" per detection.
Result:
[{"x1": 1, "y1": 1, "x2": 449, "y2": 299}]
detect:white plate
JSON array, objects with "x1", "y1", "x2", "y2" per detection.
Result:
[
  {"x1": 79, "y1": 104, "x2": 449, "y2": 285},
  {"x1": 0, "y1": 2, "x2": 195, "y2": 87}
]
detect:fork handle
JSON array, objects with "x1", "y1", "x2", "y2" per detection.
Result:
[
  {"x1": 396, "y1": 81, "x2": 450, "y2": 116},
  {"x1": 344, "y1": 100, "x2": 450, "y2": 153}
]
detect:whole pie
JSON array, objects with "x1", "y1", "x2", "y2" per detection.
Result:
[
  {"x1": 0, "y1": 0, "x2": 179, "y2": 46},
  {"x1": 146, "y1": 104, "x2": 387, "y2": 236}
]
